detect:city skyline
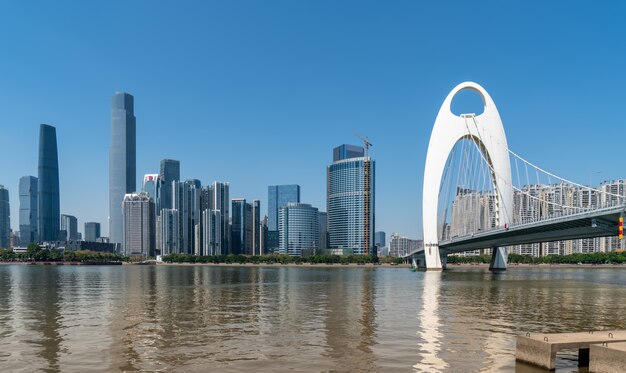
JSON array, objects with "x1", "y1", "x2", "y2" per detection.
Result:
[{"x1": 1, "y1": 2, "x2": 625, "y2": 240}]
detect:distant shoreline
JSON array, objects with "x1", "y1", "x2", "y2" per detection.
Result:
[
  {"x1": 157, "y1": 262, "x2": 412, "y2": 268},
  {"x1": 2, "y1": 261, "x2": 624, "y2": 269}
]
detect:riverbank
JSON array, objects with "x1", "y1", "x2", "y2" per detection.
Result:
[
  {"x1": 0, "y1": 261, "x2": 123, "y2": 265},
  {"x1": 157, "y1": 262, "x2": 412, "y2": 268}
]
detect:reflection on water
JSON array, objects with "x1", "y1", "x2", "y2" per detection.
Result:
[{"x1": 1, "y1": 265, "x2": 626, "y2": 372}]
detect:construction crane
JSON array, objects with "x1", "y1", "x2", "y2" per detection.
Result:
[{"x1": 353, "y1": 132, "x2": 373, "y2": 158}]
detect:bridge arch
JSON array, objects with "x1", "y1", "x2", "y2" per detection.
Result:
[{"x1": 422, "y1": 82, "x2": 513, "y2": 270}]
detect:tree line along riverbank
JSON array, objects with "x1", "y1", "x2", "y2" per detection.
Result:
[
  {"x1": 448, "y1": 252, "x2": 626, "y2": 265},
  {"x1": 0, "y1": 244, "x2": 126, "y2": 263},
  {"x1": 161, "y1": 253, "x2": 402, "y2": 265}
]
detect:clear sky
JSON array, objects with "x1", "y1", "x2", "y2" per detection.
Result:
[{"x1": 1, "y1": 1, "x2": 625, "y2": 239}]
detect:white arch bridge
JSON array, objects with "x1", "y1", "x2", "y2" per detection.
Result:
[{"x1": 409, "y1": 82, "x2": 626, "y2": 271}]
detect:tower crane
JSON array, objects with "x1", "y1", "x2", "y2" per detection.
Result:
[{"x1": 353, "y1": 132, "x2": 373, "y2": 158}]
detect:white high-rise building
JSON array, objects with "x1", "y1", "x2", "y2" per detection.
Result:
[{"x1": 122, "y1": 192, "x2": 155, "y2": 257}]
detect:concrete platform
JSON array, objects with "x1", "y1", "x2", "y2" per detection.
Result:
[
  {"x1": 590, "y1": 342, "x2": 626, "y2": 373},
  {"x1": 516, "y1": 330, "x2": 626, "y2": 370}
]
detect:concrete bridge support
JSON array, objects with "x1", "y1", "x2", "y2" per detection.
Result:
[{"x1": 489, "y1": 247, "x2": 508, "y2": 271}]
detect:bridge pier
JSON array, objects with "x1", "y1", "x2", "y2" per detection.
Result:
[
  {"x1": 489, "y1": 247, "x2": 508, "y2": 271},
  {"x1": 424, "y1": 244, "x2": 444, "y2": 271}
]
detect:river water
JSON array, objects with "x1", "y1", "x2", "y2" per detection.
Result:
[{"x1": 1, "y1": 264, "x2": 625, "y2": 372}]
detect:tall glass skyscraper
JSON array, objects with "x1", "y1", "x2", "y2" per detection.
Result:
[
  {"x1": 19, "y1": 176, "x2": 38, "y2": 244},
  {"x1": 158, "y1": 159, "x2": 180, "y2": 212},
  {"x1": 231, "y1": 198, "x2": 252, "y2": 255},
  {"x1": 38, "y1": 124, "x2": 60, "y2": 242},
  {"x1": 327, "y1": 144, "x2": 375, "y2": 256},
  {"x1": 109, "y1": 92, "x2": 136, "y2": 247},
  {"x1": 209, "y1": 181, "x2": 230, "y2": 253},
  {"x1": 278, "y1": 203, "x2": 319, "y2": 257},
  {"x1": 0, "y1": 185, "x2": 10, "y2": 248},
  {"x1": 267, "y1": 185, "x2": 300, "y2": 251}
]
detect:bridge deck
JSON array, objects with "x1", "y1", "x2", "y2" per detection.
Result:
[
  {"x1": 516, "y1": 330, "x2": 626, "y2": 370},
  {"x1": 440, "y1": 206, "x2": 625, "y2": 253}
]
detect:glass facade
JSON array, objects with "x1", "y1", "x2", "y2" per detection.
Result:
[
  {"x1": 209, "y1": 181, "x2": 230, "y2": 253},
  {"x1": 231, "y1": 198, "x2": 252, "y2": 255},
  {"x1": 143, "y1": 174, "x2": 159, "y2": 201},
  {"x1": 158, "y1": 159, "x2": 180, "y2": 213},
  {"x1": 109, "y1": 92, "x2": 136, "y2": 246},
  {"x1": 38, "y1": 124, "x2": 60, "y2": 242},
  {"x1": 60, "y1": 214, "x2": 78, "y2": 240},
  {"x1": 0, "y1": 185, "x2": 9, "y2": 248},
  {"x1": 19, "y1": 176, "x2": 38, "y2": 244},
  {"x1": 333, "y1": 144, "x2": 364, "y2": 162},
  {"x1": 84, "y1": 222, "x2": 101, "y2": 242},
  {"x1": 267, "y1": 185, "x2": 300, "y2": 251},
  {"x1": 327, "y1": 150, "x2": 375, "y2": 256},
  {"x1": 278, "y1": 203, "x2": 319, "y2": 257}
]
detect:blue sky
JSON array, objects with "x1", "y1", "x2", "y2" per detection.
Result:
[{"x1": 1, "y1": 1, "x2": 625, "y2": 239}]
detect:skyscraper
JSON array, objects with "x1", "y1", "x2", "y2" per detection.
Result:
[
  {"x1": 318, "y1": 211, "x2": 328, "y2": 250},
  {"x1": 60, "y1": 214, "x2": 78, "y2": 240},
  {"x1": 231, "y1": 198, "x2": 252, "y2": 255},
  {"x1": 143, "y1": 174, "x2": 159, "y2": 202},
  {"x1": 327, "y1": 144, "x2": 375, "y2": 256},
  {"x1": 158, "y1": 208, "x2": 180, "y2": 255},
  {"x1": 122, "y1": 192, "x2": 155, "y2": 257},
  {"x1": 172, "y1": 180, "x2": 201, "y2": 254},
  {"x1": 19, "y1": 176, "x2": 38, "y2": 244},
  {"x1": 158, "y1": 159, "x2": 180, "y2": 212},
  {"x1": 267, "y1": 185, "x2": 300, "y2": 252},
  {"x1": 201, "y1": 209, "x2": 221, "y2": 256},
  {"x1": 0, "y1": 185, "x2": 9, "y2": 248},
  {"x1": 109, "y1": 92, "x2": 136, "y2": 247},
  {"x1": 252, "y1": 199, "x2": 261, "y2": 255},
  {"x1": 84, "y1": 222, "x2": 101, "y2": 242},
  {"x1": 38, "y1": 124, "x2": 60, "y2": 242},
  {"x1": 278, "y1": 203, "x2": 319, "y2": 257},
  {"x1": 209, "y1": 181, "x2": 230, "y2": 253}
]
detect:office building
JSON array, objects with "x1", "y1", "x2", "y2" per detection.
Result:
[
  {"x1": 0, "y1": 185, "x2": 9, "y2": 248},
  {"x1": 19, "y1": 176, "x2": 38, "y2": 244},
  {"x1": 208, "y1": 181, "x2": 230, "y2": 253},
  {"x1": 60, "y1": 214, "x2": 78, "y2": 240},
  {"x1": 374, "y1": 231, "x2": 386, "y2": 248},
  {"x1": 122, "y1": 192, "x2": 155, "y2": 257},
  {"x1": 172, "y1": 180, "x2": 201, "y2": 254},
  {"x1": 158, "y1": 208, "x2": 180, "y2": 255},
  {"x1": 252, "y1": 199, "x2": 261, "y2": 255},
  {"x1": 158, "y1": 159, "x2": 180, "y2": 212},
  {"x1": 327, "y1": 144, "x2": 375, "y2": 255},
  {"x1": 318, "y1": 211, "x2": 328, "y2": 250},
  {"x1": 84, "y1": 222, "x2": 101, "y2": 242},
  {"x1": 38, "y1": 124, "x2": 60, "y2": 241},
  {"x1": 267, "y1": 185, "x2": 300, "y2": 252},
  {"x1": 143, "y1": 174, "x2": 159, "y2": 201},
  {"x1": 231, "y1": 198, "x2": 252, "y2": 255},
  {"x1": 278, "y1": 203, "x2": 319, "y2": 257},
  {"x1": 201, "y1": 209, "x2": 222, "y2": 256},
  {"x1": 109, "y1": 92, "x2": 136, "y2": 247}
]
